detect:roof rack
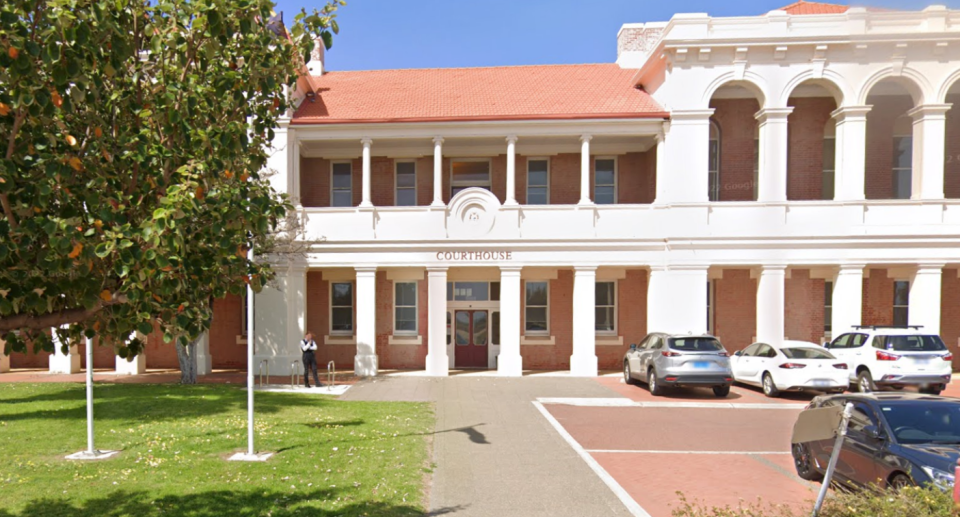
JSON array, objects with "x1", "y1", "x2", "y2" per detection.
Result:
[{"x1": 852, "y1": 325, "x2": 924, "y2": 330}]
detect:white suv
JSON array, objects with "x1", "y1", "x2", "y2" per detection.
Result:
[{"x1": 824, "y1": 326, "x2": 953, "y2": 395}]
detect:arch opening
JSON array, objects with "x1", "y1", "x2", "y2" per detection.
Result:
[
  {"x1": 786, "y1": 82, "x2": 839, "y2": 201},
  {"x1": 864, "y1": 79, "x2": 918, "y2": 200},
  {"x1": 708, "y1": 83, "x2": 763, "y2": 202}
]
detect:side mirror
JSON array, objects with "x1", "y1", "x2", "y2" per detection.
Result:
[
  {"x1": 733, "y1": 350, "x2": 743, "y2": 357},
  {"x1": 864, "y1": 425, "x2": 882, "y2": 440},
  {"x1": 630, "y1": 344, "x2": 637, "y2": 351}
]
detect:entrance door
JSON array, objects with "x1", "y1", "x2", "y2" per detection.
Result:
[{"x1": 454, "y1": 310, "x2": 488, "y2": 368}]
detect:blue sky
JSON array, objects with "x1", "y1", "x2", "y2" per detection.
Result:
[{"x1": 273, "y1": 0, "x2": 954, "y2": 71}]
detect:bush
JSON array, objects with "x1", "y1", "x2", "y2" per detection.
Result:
[{"x1": 672, "y1": 485, "x2": 960, "y2": 517}]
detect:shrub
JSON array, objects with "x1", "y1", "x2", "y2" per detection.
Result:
[{"x1": 672, "y1": 485, "x2": 960, "y2": 517}]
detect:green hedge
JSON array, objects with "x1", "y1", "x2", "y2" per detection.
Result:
[{"x1": 672, "y1": 486, "x2": 959, "y2": 517}]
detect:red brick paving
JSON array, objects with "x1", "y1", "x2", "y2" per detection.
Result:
[{"x1": 596, "y1": 375, "x2": 815, "y2": 405}]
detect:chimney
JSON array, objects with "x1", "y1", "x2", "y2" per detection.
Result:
[{"x1": 307, "y1": 38, "x2": 324, "y2": 76}]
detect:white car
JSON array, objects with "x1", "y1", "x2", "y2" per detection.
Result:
[
  {"x1": 825, "y1": 326, "x2": 953, "y2": 395},
  {"x1": 730, "y1": 340, "x2": 849, "y2": 397}
]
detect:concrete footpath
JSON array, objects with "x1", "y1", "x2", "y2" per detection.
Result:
[{"x1": 341, "y1": 375, "x2": 633, "y2": 517}]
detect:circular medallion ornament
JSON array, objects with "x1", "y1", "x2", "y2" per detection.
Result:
[{"x1": 447, "y1": 188, "x2": 500, "y2": 238}]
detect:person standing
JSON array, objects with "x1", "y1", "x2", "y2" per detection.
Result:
[{"x1": 300, "y1": 332, "x2": 321, "y2": 388}]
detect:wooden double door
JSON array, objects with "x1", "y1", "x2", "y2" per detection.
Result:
[{"x1": 453, "y1": 310, "x2": 488, "y2": 368}]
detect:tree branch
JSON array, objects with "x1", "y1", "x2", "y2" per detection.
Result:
[{"x1": 0, "y1": 294, "x2": 128, "y2": 332}]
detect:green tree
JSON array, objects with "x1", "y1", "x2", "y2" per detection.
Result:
[{"x1": 0, "y1": 0, "x2": 342, "y2": 382}]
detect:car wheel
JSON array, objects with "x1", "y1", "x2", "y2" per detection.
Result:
[
  {"x1": 648, "y1": 369, "x2": 663, "y2": 397},
  {"x1": 713, "y1": 385, "x2": 730, "y2": 398},
  {"x1": 792, "y1": 443, "x2": 823, "y2": 482},
  {"x1": 762, "y1": 372, "x2": 780, "y2": 398},
  {"x1": 889, "y1": 473, "x2": 913, "y2": 490},
  {"x1": 857, "y1": 370, "x2": 875, "y2": 393},
  {"x1": 623, "y1": 362, "x2": 636, "y2": 386}
]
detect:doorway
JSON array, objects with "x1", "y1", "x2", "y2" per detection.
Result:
[{"x1": 454, "y1": 310, "x2": 488, "y2": 368}]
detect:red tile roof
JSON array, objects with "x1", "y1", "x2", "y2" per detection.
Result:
[
  {"x1": 292, "y1": 64, "x2": 667, "y2": 125},
  {"x1": 778, "y1": 1, "x2": 850, "y2": 14}
]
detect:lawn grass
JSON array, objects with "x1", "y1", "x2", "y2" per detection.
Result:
[{"x1": 0, "y1": 383, "x2": 434, "y2": 517}]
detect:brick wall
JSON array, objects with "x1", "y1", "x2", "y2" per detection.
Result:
[
  {"x1": 141, "y1": 323, "x2": 180, "y2": 369},
  {"x1": 941, "y1": 270, "x2": 960, "y2": 370},
  {"x1": 865, "y1": 95, "x2": 914, "y2": 200},
  {"x1": 376, "y1": 272, "x2": 429, "y2": 370},
  {"x1": 9, "y1": 337, "x2": 50, "y2": 369},
  {"x1": 944, "y1": 94, "x2": 960, "y2": 199},
  {"x1": 370, "y1": 157, "x2": 394, "y2": 207},
  {"x1": 597, "y1": 270, "x2": 648, "y2": 370},
  {"x1": 784, "y1": 269, "x2": 827, "y2": 344},
  {"x1": 714, "y1": 269, "x2": 757, "y2": 351},
  {"x1": 710, "y1": 98, "x2": 760, "y2": 202},
  {"x1": 77, "y1": 337, "x2": 116, "y2": 369},
  {"x1": 522, "y1": 270, "x2": 573, "y2": 369},
  {"x1": 300, "y1": 157, "x2": 330, "y2": 207},
  {"x1": 618, "y1": 151, "x2": 657, "y2": 204},
  {"x1": 787, "y1": 97, "x2": 837, "y2": 201},
  {"x1": 306, "y1": 272, "x2": 357, "y2": 370},
  {"x1": 209, "y1": 295, "x2": 247, "y2": 369},
  {"x1": 862, "y1": 268, "x2": 894, "y2": 326},
  {"x1": 550, "y1": 154, "x2": 580, "y2": 204}
]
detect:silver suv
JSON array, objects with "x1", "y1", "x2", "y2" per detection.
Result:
[{"x1": 623, "y1": 333, "x2": 733, "y2": 397}]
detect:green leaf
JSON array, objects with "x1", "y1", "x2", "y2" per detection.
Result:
[
  {"x1": 320, "y1": 31, "x2": 333, "y2": 50},
  {"x1": 138, "y1": 322, "x2": 154, "y2": 335}
]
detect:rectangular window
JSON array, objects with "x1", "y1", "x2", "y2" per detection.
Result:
[
  {"x1": 395, "y1": 161, "x2": 416, "y2": 206},
  {"x1": 526, "y1": 159, "x2": 549, "y2": 205},
  {"x1": 822, "y1": 137, "x2": 836, "y2": 200},
  {"x1": 492, "y1": 312, "x2": 500, "y2": 346},
  {"x1": 892, "y1": 136, "x2": 912, "y2": 200},
  {"x1": 706, "y1": 281, "x2": 714, "y2": 335},
  {"x1": 525, "y1": 281, "x2": 549, "y2": 334},
  {"x1": 893, "y1": 280, "x2": 909, "y2": 326},
  {"x1": 709, "y1": 122, "x2": 720, "y2": 202},
  {"x1": 332, "y1": 162, "x2": 352, "y2": 207},
  {"x1": 330, "y1": 282, "x2": 353, "y2": 334},
  {"x1": 824, "y1": 281, "x2": 833, "y2": 333},
  {"x1": 595, "y1": 281, "x2": 616, "y2": 333},
  {"x1": 394, "y1": 282, "x2": 417, "y2": 334},
  {"x1": 594, "y1": 159, "x2": 616, "y2": 205},
  {"x1": 453, "y1": 282, "x2": 489, "y2": 301},
  {"x1": 451, "y1": 160, "x2": 490, "y2": 196}
]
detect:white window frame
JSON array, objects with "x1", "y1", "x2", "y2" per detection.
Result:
[
  {"x1": 525, "y1": 157, "x2": 550, "y2": 205},
  {"x1": 524, "y1": 281, "x2": 550, "y2": 336},
  {"x1": 330, "y1": 160, "x2": 353, "y2": 208},
  {"x1": 593, "y1": 156, "x2": 618, "y2": 205},
  {"x1": 708, "y1": 120, "x2": 721, "y2": 202},
  {"x1": 707, "y1": 280, "x2": 715, "y2": 335},
  {"x1": 893, "y1": 280, "x2": 910, "y2": 326},
  {"x1": 824, "y1": 280, "x2": 833, "y2": 335},
  {"x1": 394, "y1": 160, "x2": 417, "y2": 207},
  {"x1": 393, "y1": 281, "x2": 418, "y2": 335},
  {"x1": 822, "y1": 135, "x2": 836, "y2": 201},
  {"x1": 595, "y1": 280, "x2": 618, "y2": 335},
  {"x1": 892, "y1": 134, "x2": 913, "y2": 200},
  {"x1": 329, "y1": 281, "x2": 354, "y2": 336},
  {"x1": 449, "y1": 158, "x2": 492, "y2": 197}
]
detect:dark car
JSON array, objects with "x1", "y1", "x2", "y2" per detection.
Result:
[{"x1": 792, "y1": 392, "x2": 960, "y2": 491}]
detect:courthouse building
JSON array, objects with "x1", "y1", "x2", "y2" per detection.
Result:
[{"x1": 9, "y1": 1, "x2": 960, "y2": 378}]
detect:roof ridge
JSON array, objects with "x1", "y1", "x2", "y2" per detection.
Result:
[{"x1": 321, "y1": 62, "x2": 619, "y2": 74}]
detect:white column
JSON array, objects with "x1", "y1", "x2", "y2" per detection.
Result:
[
  {"x1": 832, "y1": 106, "x2": 871, "y2": 201},
  {"x1": 265, "y1": 117, "x2": 291, "y2": 198},
  {"x1": 578, "y1": 135, "x2": 593, "y2": 206},
  {"x1": 287, "y1": 263, "x2": 307, "y2": 368},
  {"x1": 909, "y1": 264, "x2": 943, "y2": 335},
  {"x1": 831, "y1": 264, "x2": 864, "y2": 336},
  {"x1": 505, "y1": 135, "x2": 519, "y2": 206},
  {"x1": 195, "y1": 331, "x2": 212, "y2": 376},
  {"x1": 655, "y1": 110, "x2": 713, "y2": 204},
  {"x1": 756, "y1": 265, "x2": 787, "y2": 345},
  {"x1": 426, "y1": 267, "x2": 449, "y2": 376},
  {"x1": 354, "y1": 267, "x2": 378, "y2": 376},
  {"x1": 497, "y1": 267, "x2": 522, "y2": 376},
  {"x1": 290, "y1": 130, "x2": 301, "y2": 207},
  {"x1": 647, "y1": 266, "x2": 709, "y2": 334},
  {"x1": 755, "y1": 108, "x2": 793, "y2": 203},
  {"x1": 909, "y1": 104, "x2": 952, "y2": 200},
  {"x1": 115, "y1": 333, "x2": 146, "y2": 375},
  {"x1": 571, "y1": 266, "x2": 598, "y2": 376},
  {"x1": 431, "y1": 137, "x2": 444, "y2": 207},
  {"x1": 49, "y1": 327, "x2": 81, "y2": 374},
  {"x1": 0, "y1": 336, "x2": 9, "y2": 373},
  {"x1": 359, "y1": 138, "x2": 373, "y2": 208}
]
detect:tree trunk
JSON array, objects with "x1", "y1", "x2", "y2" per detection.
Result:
[{"x1": 175, "y1": 336, "x2": 200, "y2": 385}]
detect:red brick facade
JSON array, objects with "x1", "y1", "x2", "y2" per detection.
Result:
[
  {"x1": 786, "y1": 97, "x2": 837, "y2": 201},
  {"x1": 941, "y1": 270, "x2": 960, "y2": 370},
  {"x1": 714, "y1": 269, "x2": 757, "y2": 351},
  {"x1": 784, "y1": 269, "x2": 827, "y2": 344},
  {"x1": 944, "y1": 94, "x2": 960, "y2": 199},
  {"x1": 865, "y1": 96, "x2": 914, "y2": 200},
  {"x1": 710, "y1": 98, "x2": 760, "y2": 202},
  {"x1": 862, "y1": 268, "x2": 895, "y2": 326}
]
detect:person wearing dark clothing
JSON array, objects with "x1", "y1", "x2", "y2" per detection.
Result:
[{"x1": 300, "y1": 332, "x2": 320, "y2": 388}]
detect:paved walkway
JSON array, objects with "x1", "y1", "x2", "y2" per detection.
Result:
[{"x1": 341, "y1": 376, "x2": 633, "y2": 517}]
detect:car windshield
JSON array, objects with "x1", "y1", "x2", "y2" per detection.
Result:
[
  {"x1": 882, "y1": 335, "x2": 947, "y2": 352},
  {"x1": 669, "y1": 338, "x2": 723, "y2": 352},
  {"x1": 782, "y1": 347, "x2": 834, "y2": 359},
  {"x1": 880, "y1": 403, "x2": 960, "y2": 444}
]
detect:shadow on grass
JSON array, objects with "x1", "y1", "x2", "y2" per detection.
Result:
[
  {"x1": 0, "y1": 384, "x2": 338, "y2": 423},
  {"x1": 305, "y1": 420, "x2": 365, "y2": 430},
  {"x1": 0, "y1": 488, "x2": 451, "y2": 517}
]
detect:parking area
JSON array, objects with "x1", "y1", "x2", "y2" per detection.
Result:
[{"x1": 535, "y1": 376, "x2": 960, "y2": 517}]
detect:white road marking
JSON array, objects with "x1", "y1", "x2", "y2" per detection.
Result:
[
  {"x1": 533, "y1": 401, "x2": 652, "y2": 517},
  {"x1": 585, "y1": 449, "x2": 791, "y2": 455},
  {"x1": 536, "y1": 397, "x2": 807, "y2": 409}
]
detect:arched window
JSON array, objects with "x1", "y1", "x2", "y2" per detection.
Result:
[
  {"x1": 892, "y1": 116, "x2": 912, "y2": 200},
  {"x1": 709, "y1": 120, "x2": 721, "y2": 201},
  {"x1": 823, "y1": 121, "x2": 836, "y2": 200},
  {"x1": 753, "y1": 125, "x2": 760, "y2": 201}
]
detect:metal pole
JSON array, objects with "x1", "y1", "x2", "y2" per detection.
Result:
[
  {"x1": 812, "y1": 402, "x2": 854, "y2": 517},
  {"x1": 246, "y1": 245, "x2": 255, "y2": 456},
  {"x1": 85, "y1": 336, "x2": 95, "y2": 455}
]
